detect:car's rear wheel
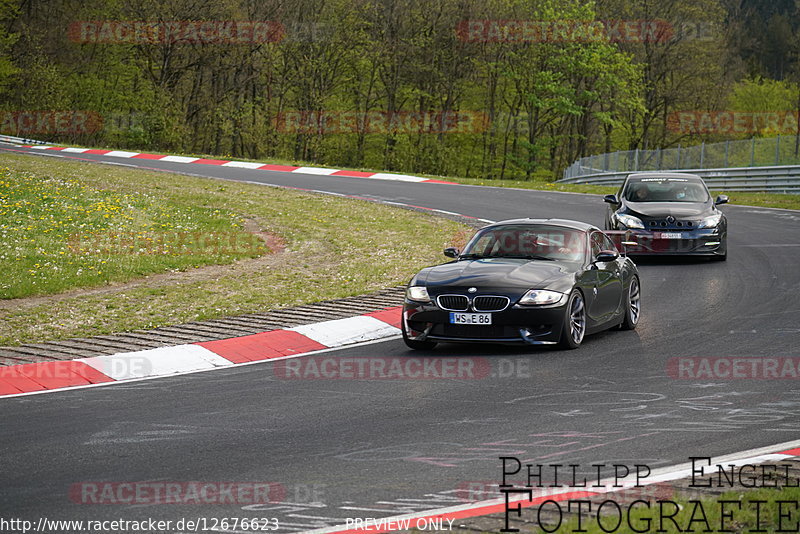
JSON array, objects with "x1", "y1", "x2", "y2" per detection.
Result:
[
  {"x1": 402, "y1": 318, "x2": 437, "y2": 350},
  {"x1": 618, "y1": 275, "x2": 640, "y2": 330},
  {"x1": 558, "y1": 290, "x2": 586, "y2": 350}
]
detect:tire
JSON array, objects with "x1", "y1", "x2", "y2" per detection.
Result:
[
  {"x1": 558, "y1": 289, "x2": 586, "y2": 350},
  {"x1": 618, "y1": 275, "x2": 641, "y2": 330},
  {"x1": 402, "y1": 318, "x2": 437, "y2": 350}
]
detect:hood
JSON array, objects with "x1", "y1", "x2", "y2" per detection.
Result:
[
  {"x1": 416, "y1": 258, "x2": 576, "y2": 292},
  {"x1": 624, "y1": 201, "x2": 712, "y2": 219}
]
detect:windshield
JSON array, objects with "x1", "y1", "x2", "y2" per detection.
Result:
[
  {"x1": 623, "y1": 178, "x2": 710, "y2": 203},
  {"x1": 461, "y1": 225, "x2": 586, "y2": 262}
]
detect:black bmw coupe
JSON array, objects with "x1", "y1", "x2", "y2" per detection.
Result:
[
  {"x1": 402, "y1": 219, "x2": 641, "y2": 350},
  {"x1": 603, "y1": 173, "x2": 728, "y2": 260}
]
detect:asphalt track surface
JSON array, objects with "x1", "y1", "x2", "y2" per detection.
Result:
[{"x1": 2, "y1": 144, "x2": 800, "y2": 532}]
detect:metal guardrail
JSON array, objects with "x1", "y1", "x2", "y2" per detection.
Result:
[
  {"x1": 0, "y1": 134, "x2": 48, "y2": 145},
  {"x1": 563, "y1": 136, "x2": 800, "y2": 180},
  {"x1": 561, "y1": 135, "x2": 800, "y2": 193},
  {"x1": 557, "y1": 165, "x2": 800, "y2": 193}
]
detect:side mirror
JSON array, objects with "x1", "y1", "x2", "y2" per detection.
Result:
[
  {"x1": 715, "y1": 195, "x2": 728, "y2": 205},
  {"x1": 603, "y1": 194, "x2": 619, "y2": 204},
  {"x1": 443, "y1": 247, "x2": 460, "y2": 258},
  {"x1": 595, "y1": 250, "x2": 619, "y2": 263}
]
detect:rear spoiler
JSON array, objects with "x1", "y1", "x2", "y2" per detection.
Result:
[{"x1": 603, "y1": 230, "x2": 639, "y2": 256}]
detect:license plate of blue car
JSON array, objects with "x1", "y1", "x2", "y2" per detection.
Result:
[{"x1": 449, "y1": 313, "x2": 492, "y2": 325}]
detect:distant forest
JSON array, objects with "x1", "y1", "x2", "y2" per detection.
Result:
[{"x1": 1, "y1": 0, "x2": 798, "y2": 179}]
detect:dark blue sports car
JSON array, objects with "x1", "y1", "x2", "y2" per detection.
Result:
[{"x1": 402, "y1": 219, "x2": 641, "y2": 350}]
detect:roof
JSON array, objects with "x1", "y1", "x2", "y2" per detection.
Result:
[
  {"x1": 626, "y1": 172, "x2": 703, "y2": 181},
  {"x1": 484, "y1": 218, "x2": 597, "y2": 232}
]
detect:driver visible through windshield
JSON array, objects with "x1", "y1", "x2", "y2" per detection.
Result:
[
  {"x1": 624, "y1": 178, "x2": 710, "y2": 203},
  {"x1": 460, "y1": 225, "x2": 586, "y2": 262}
]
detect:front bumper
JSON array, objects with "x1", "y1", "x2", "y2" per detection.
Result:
[
  {"x1": 403, "y1": 301, "x2": 567, "y2": 345},
  {"x1": 622, "y1": 228, "x2": 725, "y2": 256}
]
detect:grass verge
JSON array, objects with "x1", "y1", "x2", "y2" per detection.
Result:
[
  {"x1": 1, "y1": 166, "x2": 264, "y2": 299},
  {"x1": 0, "y1": 153, "x2": 467, "y2": 345}
]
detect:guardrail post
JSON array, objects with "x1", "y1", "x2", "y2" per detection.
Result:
[
  {"x1": 724, "y1": 140, "x2": 729, "y2": 167},
  {"x1": 750, "y1": 137, "x2": 756, "y2": 166},
  {"x1": 776, "y1": 135, "x2": 781, "y2": 164},
  {"x1": 700, "y1": 142, "x2": 705, "y2": 169},
  {"x1": 634, "y1": 148, "x2": 639, "y2": 171},
  {"x1": 656, "y1": 148, "x2": 662, "y2": 170}
]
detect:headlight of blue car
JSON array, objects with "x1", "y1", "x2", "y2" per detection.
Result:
[
  {"x1": 615, "y1": 213, "x2": 645, "y2": 229},
  {"x1": 697, "y1": 212, "x2": 723, "y2": 229}
]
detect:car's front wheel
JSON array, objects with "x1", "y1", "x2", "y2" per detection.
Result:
[
  {"x1": 711, "y1": 241, "x2": 727, "y2": 261},
  {"x1": 558, "y1": 289, "x2": 586, "y2": 350},
  {"x1": 402, "y1": 318, "x2": 437, "y2": 350}
]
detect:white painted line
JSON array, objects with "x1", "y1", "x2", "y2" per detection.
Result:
[
  {"x1": 61, "y1": 147, "x2": 90, "y2": 153},
  {"x1": 741, "y1": 244, "x2": 800, "y2": 247},
  {"x1": 160, "y1": 155, "x2": 199, "y2": 163},
  {"x1": 645, "y1": 454, "x2": 793, "y2": 485},
  {"x1": 222, "y1": 161, "x2": 266, "y2": 169},
  {"x1": 730, "y1": 204, "x2": 800, "y2": 214},
  {"x1": 78, "y1": 345, "x2": 232, "y2": 380},
  {"x1": 105, "y1": 150, "x2": 140, "y2": 158},
  {"x1": 29, "y1": 146, "x2": 51, "y2": 149},
  {"x1": 290, "y1": 316, "x2": 400, "y2": 347},
  {"x1": 370, "y1": 172, "x2": 427, "y2": 182},
  {"x1": 292, "y1": 166, "x2": 340, "y2": 175}
]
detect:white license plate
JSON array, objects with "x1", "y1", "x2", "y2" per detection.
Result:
[
  {"x1": 450, "y1": 313, "x2": 492, "y2": 325},
  {"x1": 657, "y1": 232, "x2": 683, "y2": 239}
]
